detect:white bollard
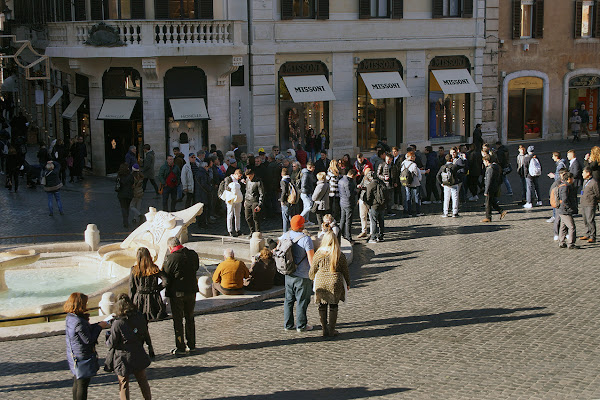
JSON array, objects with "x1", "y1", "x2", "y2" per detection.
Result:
[
  {"x1": 84, "y1": 224, "x2": 100, "y2": 251},
  {"x1": 98, "y1": 292, "x2": 116, "y2": 316},
  {"x1": 197, "y1": 276, "x2": 213, "y2": 299}
]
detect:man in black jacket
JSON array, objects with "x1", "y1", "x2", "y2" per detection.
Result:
[
  {"x1": 557, "y1": 172, "x2": 579, "y2": 249},
  {"x1": 314, "y1": 150, "x2": 329, "y2": 175},
  {"x1": 163, "y1": 237, "x2": 200, "y2": 355},
  {"x1": 481, "y1": 155, "x2": 507, "y2": 223},
  {"x1": 244, "y1": 169, "x2": 265, "y2": 238},
  {"x1": 580, "y1": 167, "x2": 600, "y2": 243},
  {"x1": 365, "y1": 171, "x2": 386, "y2": 243}
]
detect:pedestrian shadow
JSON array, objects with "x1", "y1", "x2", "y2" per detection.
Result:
[
  {"x1": 198, "y1": 306, "x2": 552, "y2": 355},
  {"x1": 350, "y1": 246, "x2": 421, "y2": 289},
  {"x1": 201, "y1": 386, "x2": 411, "y2": 400},
  {"x1": 383, "y1": 224, "x2": 510, "y2": 240}
]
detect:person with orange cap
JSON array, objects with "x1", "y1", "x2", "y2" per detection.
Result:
[{"x1": 280, "y1": 215, "x2": 315, "y2": 332}]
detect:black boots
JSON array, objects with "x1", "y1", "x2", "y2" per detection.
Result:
[
  {"x1": 319, "y1": 304, "x2": 328, "y2": 337},
  {"x1": 328, "y1": 305, "x2": 339, "y2": 337}
]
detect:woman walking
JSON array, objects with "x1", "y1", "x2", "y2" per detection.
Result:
[
  {"x1": 312, "y1": 171, "x2": 330, "y2": 226},
  {"x1": 129, "y1": 247, "x2": 167, "y2": 323},
  {"x1": 116, "y1": 163, "x2": 134, "y2": 229},
  {"x1": 44, "y1": 160, "x2": 64, "y2": 216},
  {"x1": 129, "y1": 164, "x2": 145, "y2": 225},
  {"x1": 105, "y1": 293, "x2": 153, "y2": 400},
  {"x1": 327, "y1": 160, "x2": 341, "y2": 220},
  {"x1": 309, "y1": 231, "x2": 350, "y2": 338},
  {"x1": 64, "y1": 292, "x2": 109, "y2": 400}
]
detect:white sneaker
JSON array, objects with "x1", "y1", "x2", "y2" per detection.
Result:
[
  {"x1": 566, "y1": 235, "x2": 570, "y2": 240},
  {"x1": 553, "y1": 235, "x2": 559, "y2": 241},
  {"x1": 422, "y1": 200, "x2": 432, "y2": 205},
  {"x1": 441, "y1": 214, "x2": 449, "y2": 218},
  {"x1": 536, "y1": 201, "x2": 543, "y2": 206},
  {"x1": 523, "y1": 203, "x2": 533, "y2": 209},
  {"x1": 546, "y1": 217, "x2": 555, "y2": 223}
]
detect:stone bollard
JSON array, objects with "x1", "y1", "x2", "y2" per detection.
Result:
[
  {"x1": 249, "y1": 232, "x2": 265, "y2": 257},
  {"x1": 98, "y1": 292, "x2": 116, "y2": 316},
  {"x1": 84, "y1": 224, "x2": 100, "y2": 251},
  {"x1": 197, "y1": 276, "x2": 213, "y2": 299}
]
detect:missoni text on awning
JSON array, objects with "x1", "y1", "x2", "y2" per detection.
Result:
[
  {"x1": 294, "y1": 86, "x2": 326, "y2": 93},
  {"x1": 371, "y1": 83, "x2": 402, "y2": 89},
  {"x1": 442, "y1": 79, "x2": 470, "y2": 85}
]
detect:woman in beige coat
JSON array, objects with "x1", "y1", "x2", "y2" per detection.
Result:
[{"x1": 309, "y1": 231, "x2": 350, "y2": 337}]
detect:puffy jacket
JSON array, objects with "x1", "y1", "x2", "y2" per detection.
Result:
[
  {"x1": 158, "y1": 163, "x2": 181, "y2": 186},
  {"x1": 65, "y1": 313, "x2": 103, "y2": 377},
  {"x1": 105, "y1": 312, "x2": 151, "y2": 377},
  {"x1": 312, "y1": 180, "x2": 330, "y2": 211},
  {"x1": 181, "y1": 163, "x2": 194, "y2": 193},
  {"x1": 301, "y1": 168, "x2": 316, "y2": 194},
  {"x1": 245, "y1": 177, "x2": 264, "y2": 207},
  {"x1": 163, "y1": 247, "x2": 200, "y2": 297},
  {"x1": 338, "y1": 175, "x2": 357, "y2": 208}
]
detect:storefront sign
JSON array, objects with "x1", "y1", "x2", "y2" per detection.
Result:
[
  {"x1": 62, "y1": 96, "x2": 86, "y2": 119},
  {"x1": 508, "y1": 77, "x2": 543, "y2": 90},
  {"x1": 431, "y1": 69, "x2": 479, "y2": 94},
  {"x1": 429, "y1": 56, "x2": 470, "y2": 70},
  {"x1": 569, "y1": 75, "x2": 600, "y2": 88},
  {"x1": 97, "y1": 99, "x2": 137, "y2": 120},
  {"x1": 47, "y1": 89, "x2": 63, "y2": 108},
  {"x1": 282, "y1": 75, "x2": 336, "y2": 103},
  {"x1": 358, "y1": 58, "x2": 401, "y2": 72},
  {"x1": 280, "y1": 61, "x2": 327, "y2": 76},
  {"x1": 169, "y1": 98, "x2": 209, "y2": 120},
  {"x1": 360, "y1": 72, "x2": 411, "y2": 99}
]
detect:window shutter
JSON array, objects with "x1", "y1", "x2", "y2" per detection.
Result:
[
  {"x1": 317, "y1": 0, "x2": 329, "y2": 20},
  {"x1": 432, "y1": 0, "x2": 443, "y2": 18},
  {"x1": 575, "y1": 0, "x2": 583, "y2": 38},
  {"x1": 198, "y1": 0, "x2": 213, "y2": 19},
  {"x1": 594, "y1": 0, "x2": 600, "y2": 37},
  {"x1": 281, "y1": 0, "x2": 293, "y2": 20},
  {"x1": 155, "y1": 0, "x2": 169, "y2": 19},
  {"x1": 532, "y1": 0, "x2": 544, "y2": 38},
  {"x1": 463, "y1": 0, "x2": 473, "y2": 18},
  {"x1": 512, "y1": 0, "x2": 521, "y2": 39},
  {"x1": 392, "y1": 0, "x2": 403, "y2": 19},
  {"x1": 74, "y1": 0, "x2": 86, "y2": 21},
  {"x1": 63, "y1": 0, "x2": 72, "y2": 21},
  {"x1": 359, "y1": 0, "x2": 370, "y2": 19},
  {"x1": 90, "y1": 0, "x2": 103, "y2": 20},
  {"x1": 131, "y1": 0, "x2": 145, "y2": 19}
]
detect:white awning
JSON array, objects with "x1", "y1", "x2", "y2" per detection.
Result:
[
  {"x1": 431, "y1": 69, "x2": 479, "y2": 94},
  {"x1": 169, "y1": 98, "x2": 210, "y2": 120},
  {"x1": 62, "y1": 96, "x2": 85, "y2": 119},
  {"x1": 282, "y1": 75, "x2": 336, "y2": 103},
  {"x1": 47, "y1": 89, "x2": 64, "y2": 108},
  {"x1": 360, "y1": 72, "x2": 411, "y2": 99},
  {"x1": 97, "y1": 99, "x2": 137, "y2": 120}
]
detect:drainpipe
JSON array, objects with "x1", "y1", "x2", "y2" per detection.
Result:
[{"x1": 246, "y1": 0, "x2": 253, "y2": 151}]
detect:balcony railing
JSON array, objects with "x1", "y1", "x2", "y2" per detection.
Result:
[{"x1": 47, "y1": 20, "x2": 239, "y2": 47}]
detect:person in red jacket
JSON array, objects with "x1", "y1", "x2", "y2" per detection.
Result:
[{"x1": 296, "y1": 145, "x2": 308, "y2": 168}]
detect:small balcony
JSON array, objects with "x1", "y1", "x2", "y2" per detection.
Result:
[{"x1": 45, "y1": 20, "x2": 246, "y2": 58}]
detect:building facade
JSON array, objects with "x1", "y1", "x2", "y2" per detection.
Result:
[
  {"x1": 11, "y1": 0, "x2": 491, "y2": 175},
  {"x1": 498, "y1": 0, "x2": 600, "y2": 142}
]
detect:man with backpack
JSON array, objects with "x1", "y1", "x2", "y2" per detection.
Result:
[
  {"x1": 279, "y1": 167, "x2": 298, "y2": 232},
  {"x1": 400, "y1": 151, "x2": 423, "y2": 217},
  {"x1": 481, "y1": 155, "x2": 508, "y2": 223},
  {"x1": 523, "y1": 146, "x2": 543, "y2": 209},
  {"x1": 437, "y1": 154, "x2": 460, "y2": 218},
  {"x1": 365, "y1": 171, "x2": 386, "y2": 243},
  {"x1": 300, "y1": 162, "x2": 317, "y2": 225},
  {"x1": 278, "y1": 215, "x2": 315, "y2": 332}
]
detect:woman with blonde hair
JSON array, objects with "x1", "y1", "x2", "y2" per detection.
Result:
[
  {"x1": 327, "y1": 159, "x2": 341, "y2": 220},
  {"x1": 585, "y1": 146, "x2": 600, "y2": 181},
  {"x1": 129, "y1": 247, "x2": 167, "y2": 323},
  {"x1": 309, "y1": 231, "x2": 350, "y2": 338},
  {"x1": 312, "y1": 171, "x2": 330, "y2": 225}
]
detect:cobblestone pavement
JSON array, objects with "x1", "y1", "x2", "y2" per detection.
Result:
[{"x1": 1, "y1": 139, "x2": 600, "y2": 399}]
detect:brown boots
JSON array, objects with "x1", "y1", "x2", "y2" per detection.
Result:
[
  {"x1": 328, "y1": 305, "x2": 339, "y2": 337},
  {"x1": 319, "y1": 304, "x2": 329, "y2": 337}
]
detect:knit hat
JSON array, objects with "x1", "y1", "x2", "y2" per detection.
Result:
[
  {"x1": 290, "y1": 215, "x2": 305, "y2": 231},
  {"x1": 189, "y1": 152, "x2": 196, "y2": 157},
  {"x1": 527, "y1": 146, "x2": 535, "y2": 154},
  {"x1": 132, "y1": 164, "x2": 140, "y2": 171}
]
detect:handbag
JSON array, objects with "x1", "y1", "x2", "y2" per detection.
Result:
[
  {"x1": 502, "y1": 164, "x2": 513, "y2": 175},
  {"x1": 310, "y1": 201, "x2": 319, "y2": 213},
  {"x1": 72, "y1": 350, "x2": 100, "y2": 379},
  {"x1": 44, "y1": 183, "x2": 63, "y2": 192}
]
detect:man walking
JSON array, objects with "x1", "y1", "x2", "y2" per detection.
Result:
[
  {"x1": 244, "y1": 168, "x2": 264, "y2": 238},
  {"x1": 281, "y1": 215, "x2": 314, "y2": 332},
  {"x1": 557, "y1": 172, "x2": 579, "y2": 249},
  {"x1": 181, "y1": 153, "x2": 196, "y2": 209},
  {"x1": 300, "y1": 162, "x2": 317, "y2": 225},
  {"x1": 339, "y1": 169, "x2": 358, "y2": 243},
  {"x1": 141, "y1": 144, "x2": 159, "y2": 194},
  {"x1": 366, "y1": 171, "x2": 386, "y2": 243},
  {"x1": 437, "y1": 154, "x2": 460, "y2": 218},
  {"x1": 377, "y1": 153, "x2": 395, "y2": 216},
  {"x1": 158, "y1": 155, "x2": 181, "y2": 212},
  {"x1": 481, "y1": 155, "x2": 508, "y2": 223},
  {"x1": 580, "y1": 167, "x2": 600, "y2": 243},
  {"x1": 163, "y1": 237, "x2": 200, "y2": 355},
  {"x1": 280, "y1": 168, "x2": 295, "y2": 232}
]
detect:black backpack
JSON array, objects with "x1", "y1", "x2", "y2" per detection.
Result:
[{"x1": 400, "y1": 162, "x2": 414, "y2": 186}]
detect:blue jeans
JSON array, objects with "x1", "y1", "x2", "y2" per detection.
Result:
[
  {"x1": 281, "y1": 204, "x2": 291, "y2": 232},
  {"x1": 502, "y1": 174, "x2": 513, "y2": 194},
  {"x1": 300, "y1": 193, "x2": 313, "y2": 221},
  {"x1": 47, "y1": 191, "x2": 63, "y2": 214},
  {"x1": 525, "y1": 176, "x2": 541, "y2": 204},
  {"x1": 368, "y1": 208, "x2": 385, "y2": 240},
  {"x1": 403, "y1": 186, "x2": 421, "y2": 215},
  {"x1": 284, "y1": 275, "x2": 312, "y2": 330}
]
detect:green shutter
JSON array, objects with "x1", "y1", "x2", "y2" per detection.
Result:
[
  {"x1": 533, "y1": 0, "x2": 544, "y2": 38},
  {"x1": 432, "y1": 0, "x2": 443, "y2": 18},
  {"x1": 90, "y1": 0, "x2": 103, "y2": 20},
  {"x1": 131, "y1": 0, "x2": 145, "y2": 19},
  {"x1": 63, "y1": 0, "x2": 72, "y2": 21},
  {"x1": 512, "y1": 0, "x2": 521, "y2": 39},
  {"x1": 392, "y1": 0, "x2": 403, "y2": 19},
  {"x1": 198, "y1": 0, "x2": 213, "y2": 19},
  {"x1": 575, "y1": 0, "x2": 583, "y2": 38},
  {"x1": 74, "y1": 0, "x2": 86, "y2": 21},
  {"x1": 594, "y1": 1, "x2": 600, "y2": 37}
]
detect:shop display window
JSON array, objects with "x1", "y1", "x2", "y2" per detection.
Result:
[
  {"x1": 568, "y1": 80, "x2": 599, "y2": 133},
  {"x1": 357, "y1": 78, "x2": 401, "y2": 150},
  {"x1": 428, "y1": 71, "x2": 468, "y2": 140},
  {"x1": 507, "y1": 77, "x2": 543, "y2": 141}
]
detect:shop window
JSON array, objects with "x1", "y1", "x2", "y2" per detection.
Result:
[
  {"x1": 428, "y1": 73, "x2": 468, "y2": 140},
  {"x1": 507, "y1": 77, "x2": 543, "y2": 141},
  {"x1": 432, "y1": 0, "x2": 473, "y2": 18},
  {"x1": 281, "y1": 0, "x2": 329, "y2": 20},
  {"x1": 568, "y1": 75, "x2": 600, "y2": 133},
  {"x1": 512, "y1": 0, "x2": 544, "y2": 39},
  {"x1": 575, "y1": 1, "x2": 600, "y2": 38}
]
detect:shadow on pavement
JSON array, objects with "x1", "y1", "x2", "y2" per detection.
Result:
[
  {"x1": 201, "y1": 386, "x2": 412, "y2": 400},
  {"x1": 383, "y1": 224, "x2": 510, "y2": 240},
  {"x1": 351, "y1": 247, "x2": 421, "y2": 289},
  {"x1": 198, "y1": 307, "x2": 553, "y2": 355}
]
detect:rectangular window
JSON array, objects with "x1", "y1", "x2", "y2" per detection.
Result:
[
  {"x1": 520, "y1": 1, "x2": 533, "y2": 38},
  {"x1": 443, "y1": 0, "x2": 460, "y2": 17},
  {"x1": 293, "y1": 0, "x2": 314, "y2": 18},
  {"x1": 582, "y1": 2, "x2": 594, "y2": 37},
  {"x1": 371, "y1": 0, "x2": 389, "y2": 17},
  {"x1": 169, "y1": 0, "x2": 196, "y2": 19}
]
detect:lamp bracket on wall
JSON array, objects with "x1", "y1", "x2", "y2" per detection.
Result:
[
  {"x1": 217, "y1": 56, "x2": 243, "y2": 86},
  {"x1": 142, "y1": 58, "x2": 159, "y2": 81},
  {"x1": 0, "y1": 35, "x2": 50, "y2": 80}
]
